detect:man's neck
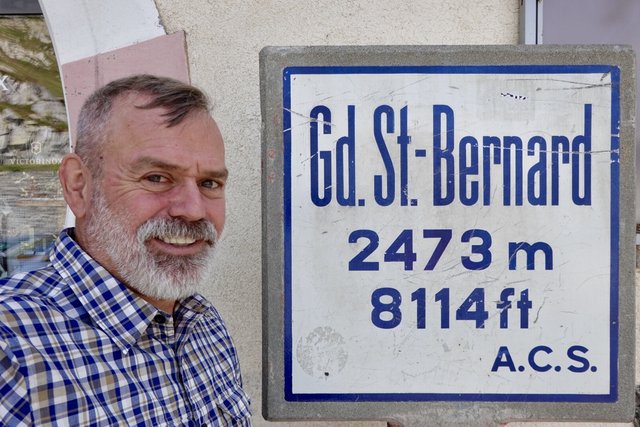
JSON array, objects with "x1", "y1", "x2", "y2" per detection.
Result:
[{"x1": 126, "y1": 285, "x2": 177, "y2": 315}]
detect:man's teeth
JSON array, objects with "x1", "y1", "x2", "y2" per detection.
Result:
[{"x1": 160, "y1": 236, "x2": 196, "y2": 245}]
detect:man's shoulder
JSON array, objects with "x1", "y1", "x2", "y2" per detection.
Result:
[
  {"x1": 0, "y1": 265, "x2": 64, "y2": 299},
  {"x1": 0, "y1": 267, "x2": 68, "y2": 328}
]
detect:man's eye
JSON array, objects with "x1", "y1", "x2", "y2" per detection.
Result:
[
  {"x1": 201, "y1": 179, "x2": 220, "y2": 189},
  {"x1": 145, "y1": 175, "x2": 168, "y2": 183}
]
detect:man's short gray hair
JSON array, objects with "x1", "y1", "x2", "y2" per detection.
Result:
[{"x1": 74, "y1": 74, "x2": 211, "y2": 178}]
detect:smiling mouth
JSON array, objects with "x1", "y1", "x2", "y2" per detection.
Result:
[
  {"x1": 138, "y1": 218, "x2": 217, "y2": 251},
  {"x1": 158, "y1": 236, "x2": 198, "y2": 246}
]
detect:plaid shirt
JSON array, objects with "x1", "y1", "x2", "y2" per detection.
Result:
[{"x1": 0, "y1": 229, "x2": 251, "y2": 426}]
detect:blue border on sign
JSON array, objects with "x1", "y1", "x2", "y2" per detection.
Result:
[
  {"x1": 609, "y1": 65, "x2": 621, "y2": 401},
  {"x1": 282, "y1": 65, "x2": 620, "y2": 403}
]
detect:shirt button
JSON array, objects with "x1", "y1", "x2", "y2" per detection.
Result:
[{"x1": 154, "y1": 314, "x2": 166, "y2": 324}]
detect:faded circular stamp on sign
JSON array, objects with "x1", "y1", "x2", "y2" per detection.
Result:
[{"x1": 296, "y1": 326, "x2": 348, "y2": 379}]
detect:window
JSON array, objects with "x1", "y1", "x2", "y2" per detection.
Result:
[{"x1": 0, "y1": 6, "x2": 68, "y2": 277}]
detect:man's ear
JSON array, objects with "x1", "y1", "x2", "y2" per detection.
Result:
[{"x1": 58, "y1": 153, "x2": 92, "y2": 219}]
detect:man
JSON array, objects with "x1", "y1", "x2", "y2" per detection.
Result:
[{"x1": 0, "y1": 75, "x2": 251, "y2": 426}]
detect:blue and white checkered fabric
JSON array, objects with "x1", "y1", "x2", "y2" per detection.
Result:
[{"x1": 0, "y1": 228, "x2": 251, "y2": 426}]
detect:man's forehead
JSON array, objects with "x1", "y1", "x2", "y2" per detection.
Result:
[
  {"x1": 102, "y1": 91, "x2": 224, "y2": 167},
  {"x1": 107, "y1": 93, "x2": 162, "y2": 130}
]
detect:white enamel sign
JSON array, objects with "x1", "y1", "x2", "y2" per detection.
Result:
[{"x1": 283, "y1": 65, "x2": 620, "y2": 402}]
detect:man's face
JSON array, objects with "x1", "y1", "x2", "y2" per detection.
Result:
[{"x1": 81, "y1": 93, "x2": 227, "y2": 301}]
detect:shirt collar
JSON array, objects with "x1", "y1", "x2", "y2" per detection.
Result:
[{"x1": 51, "y1": 228, "x2": 160, "y2": 351}]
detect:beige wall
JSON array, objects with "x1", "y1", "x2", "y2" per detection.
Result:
[{"x1": 153, "y1": 1, "x2": 633, "y2": 426}]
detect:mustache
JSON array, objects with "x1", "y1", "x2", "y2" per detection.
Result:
[{"x1": 136, "y1": 218, "x2": 218, "y2": 245}]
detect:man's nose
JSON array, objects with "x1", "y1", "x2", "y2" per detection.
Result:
[{"x1": 167, "y1": 180, "x2": 206, "y2": 221}]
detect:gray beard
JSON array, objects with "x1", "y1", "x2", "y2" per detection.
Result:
[{"x1": 85, "y1": 191, "x2": 218, "y2": 302}]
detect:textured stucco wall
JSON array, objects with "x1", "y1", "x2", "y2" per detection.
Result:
[{"x1": 151, "y1": 2, "x2": 634, "y2": 426}]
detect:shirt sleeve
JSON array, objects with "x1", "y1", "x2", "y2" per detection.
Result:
[{"x1": 0, "y1": 340, "x2": 32, "y2": 427}]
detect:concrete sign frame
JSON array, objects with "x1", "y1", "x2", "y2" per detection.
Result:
[{"x1": 260, "y1": 45, "x2": 636, "y2": 426}]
